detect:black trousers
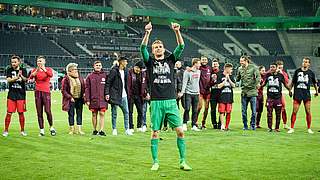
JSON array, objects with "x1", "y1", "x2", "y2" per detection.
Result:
[
  {"x1": 128, "y1": 96, "x2": 144, "y2": 129},
  {"x1": 68, "y1": 98, "x2": 83, "y2": 126},
  {"x1": 210, "y1": 98, "x2": 221, "y2": 128},
  {"x1": 183, "y1": 94, "x2": 199, "y2": 127}
]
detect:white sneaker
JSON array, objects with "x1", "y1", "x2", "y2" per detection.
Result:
[
  {"x1": 49, "y1": 127, "x2": 56, "y2": 136},
  {"x1": 307, "y1": 129, "x2": 314, "y2": 134},
  {"x1": 112, "y1": 129, "x2": 118, "y2": 136},
  {"x1": 2, "y1": 131, "x2": 8, "y2": 137},
  {"x1": 39, "y1": 129, "x2": 45, "y2": 136},
  {"x1": 20, "y1": 131, "x2": 27, "y2": 136},
  {"x1": 221, "y1": 124, "x2": 225, "y2": 131},
  {"x1": 142, "y1": 125, "x2": 147, "y2": 132},
  {"x1": 137, "y1": 128, "x2": 143, "y2": 132},
  {"x1": 283, "y1": 124, "x2": 289, "y2": 129},
  {"x1": 182, "y1": 124, "x2": 187, "y2": 131},
  {"x1": 191, "y1": 125, "x2": 200, "y2": 132},
  {"x1": 125, "y1": 129, "x2": 133, "y2": 136},
  {"x1": 287, "y1": 129, "x2": 294, "y2": 134},
  {"x1": 130, "y1": 129, "x2": 134, "y2": 133},
  {"x1": 151, "y1": 163, "x2": 159, "y2": 171}
]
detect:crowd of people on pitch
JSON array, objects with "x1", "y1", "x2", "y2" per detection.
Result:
[
  {"x1": 2, "y1": 55, "x2": 150, "y2": 137},
  {"x1": 2, "y1": 54, "x2": 319, "y2": 137},
  {"x1": 4, "y1": 22, "x2": 320, "y2": 138},
  {"x1": 175, "y1": 55, "x2": 319, "y2": 134}
]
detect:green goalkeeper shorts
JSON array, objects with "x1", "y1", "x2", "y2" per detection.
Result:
[{"x1": 150, "y1": 99, "x2": 182, "y2": 131}]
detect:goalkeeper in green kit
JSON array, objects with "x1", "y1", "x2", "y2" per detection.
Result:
[{"x1": 140, "y1": 22, "x2": 192, "y2": 171}]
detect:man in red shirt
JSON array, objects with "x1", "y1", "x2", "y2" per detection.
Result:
[
  {"x1": 197, "y1": 56, "x2": 212, "y2": 129},
  {"x1": 85, "y1": 61, "x2": 108, "y2": 136},
  {"x1": 29, "y1": 56, "x2": 56, "y2": 136}
]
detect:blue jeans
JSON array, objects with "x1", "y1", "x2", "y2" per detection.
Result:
[
  {"x1": 111, "y1": 97, "x2": 129, "y2": 130},
  {"x1": 241, "y1": 96, "x2": 257, "y2": 129},
  {"x1": 142, "y1": 101, "x2": 149, "y2": 126},
  {"x1": 67, "y1": 98, "x2": 83, "y2": 126}
]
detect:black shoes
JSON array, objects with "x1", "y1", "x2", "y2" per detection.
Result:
[
  {"x1": 92, "y1": 130, "x2": 98, "y2": 135},
  {"x1": 92, "y1": 130, "x2": 106, "y2": 136},
  {"x1": 50, "y1": 129, "x2": 56, "y2": 136},
  {"x1": 98, "y1": 131, "x2": 106, "y2": 136}
]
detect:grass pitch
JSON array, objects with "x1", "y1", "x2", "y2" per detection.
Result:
[{"x1": 0, "y1": 91, "x2": 319, "y2": 179}]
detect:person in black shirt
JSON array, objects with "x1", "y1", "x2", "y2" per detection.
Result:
[
  {"x1": 140, "y1": 22, "x2": 191, "y2": 171},
  {"x1": 210, "y1": 58, "x2": 221, "y2": 129},
  {"x1": 3, "y1": 56, "x2": 28, "y2": 137},
  {"x1": 216, "y1": 63, "x2": 235, "y2": 131},
  {"x1": 261, "y1": 63, "x2": 291, "y2": 132},
  {"x1": 128, "y1": 61, "x2": 148, "y2": 133},
  {"x1": 288, "y1": 57, "x2": 318, "y2": 134}
]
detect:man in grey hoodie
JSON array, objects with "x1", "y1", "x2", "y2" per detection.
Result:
[{"x1": 179, "y1": 58, "x2": 201, "y2": 131}]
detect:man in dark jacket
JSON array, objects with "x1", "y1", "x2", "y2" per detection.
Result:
[
  {"x1": 128, "y1": 61, "x2": 148, "y2": 132},
  {"x1": 105, "y1": 57, "x2": 132, "y2": 136},
  {"x1": 210, "y1": 58, "x2": 221, "y2": 129},
  {"x1": 85, "y1": 60, "x2": 108, "y2": 136}
]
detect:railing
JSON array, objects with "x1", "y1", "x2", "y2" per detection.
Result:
[
  {"x1": 0, "y1": 0, "x2": 112, "y2": 13},
  {"x1": 0, "y1": 15, "x2": 124, "y2": 30}
]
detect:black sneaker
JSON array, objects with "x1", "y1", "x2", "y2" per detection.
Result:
[
  {"x1": 92, "y1": 130, "x2": 98, "y2": 135},
  {"x1": 213, "y1": 124, "x2": 218, "y2": 129},
  {"x1": 268, "y1": 129, "x2": 273, "y2": 132},
  {"x1": 50, "y1": 129, "x2": 56, "y2": 136},
  {"x1": 98, "y1": 131, "x2": 106, "y2": 136}
]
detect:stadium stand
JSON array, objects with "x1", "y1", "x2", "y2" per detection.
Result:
[
  {"x1": 187, "y1": 29, "x2": 233, "y2": 55},
  {"x1": 0, "y1": 31, "x2": 67, "y2": 56},
  {"x1": 218, "y1": 0, "x2": 278, "y2": 16},
  {"x1": 123, "y1": 0, "x2": 171, "y2": 11},
  {"x1": 282, "y1": 0, "x2": 319, "y2": 16},
  {"x1": 46, "y1": 0, "x2": 320, "y2": 18},
  {"x1": 149, "y1": 26, "x2": 202, "y2": 58},
  {"x1": 168, "y1": 0, "x2": 223, "y2": 16},
  {"x1": 3, "y1": 0, "x2": 320, "y2": 76},
  {"x1": 251, "y1": 55, "x2": 296, "y2": 69},
  {"x1": 0, "y1": 26, "x2": 300, "y2": 72},
  {"x1": 229, "y1": 30, "x2": 285, "y2": 55}
]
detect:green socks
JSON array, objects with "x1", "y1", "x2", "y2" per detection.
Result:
[
  {"x1": 177, "y1": 137, "x2": 186, "y2": 163},
  {"x1": 151, "y1": 139, "x2": 159, "y2": 164}
]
